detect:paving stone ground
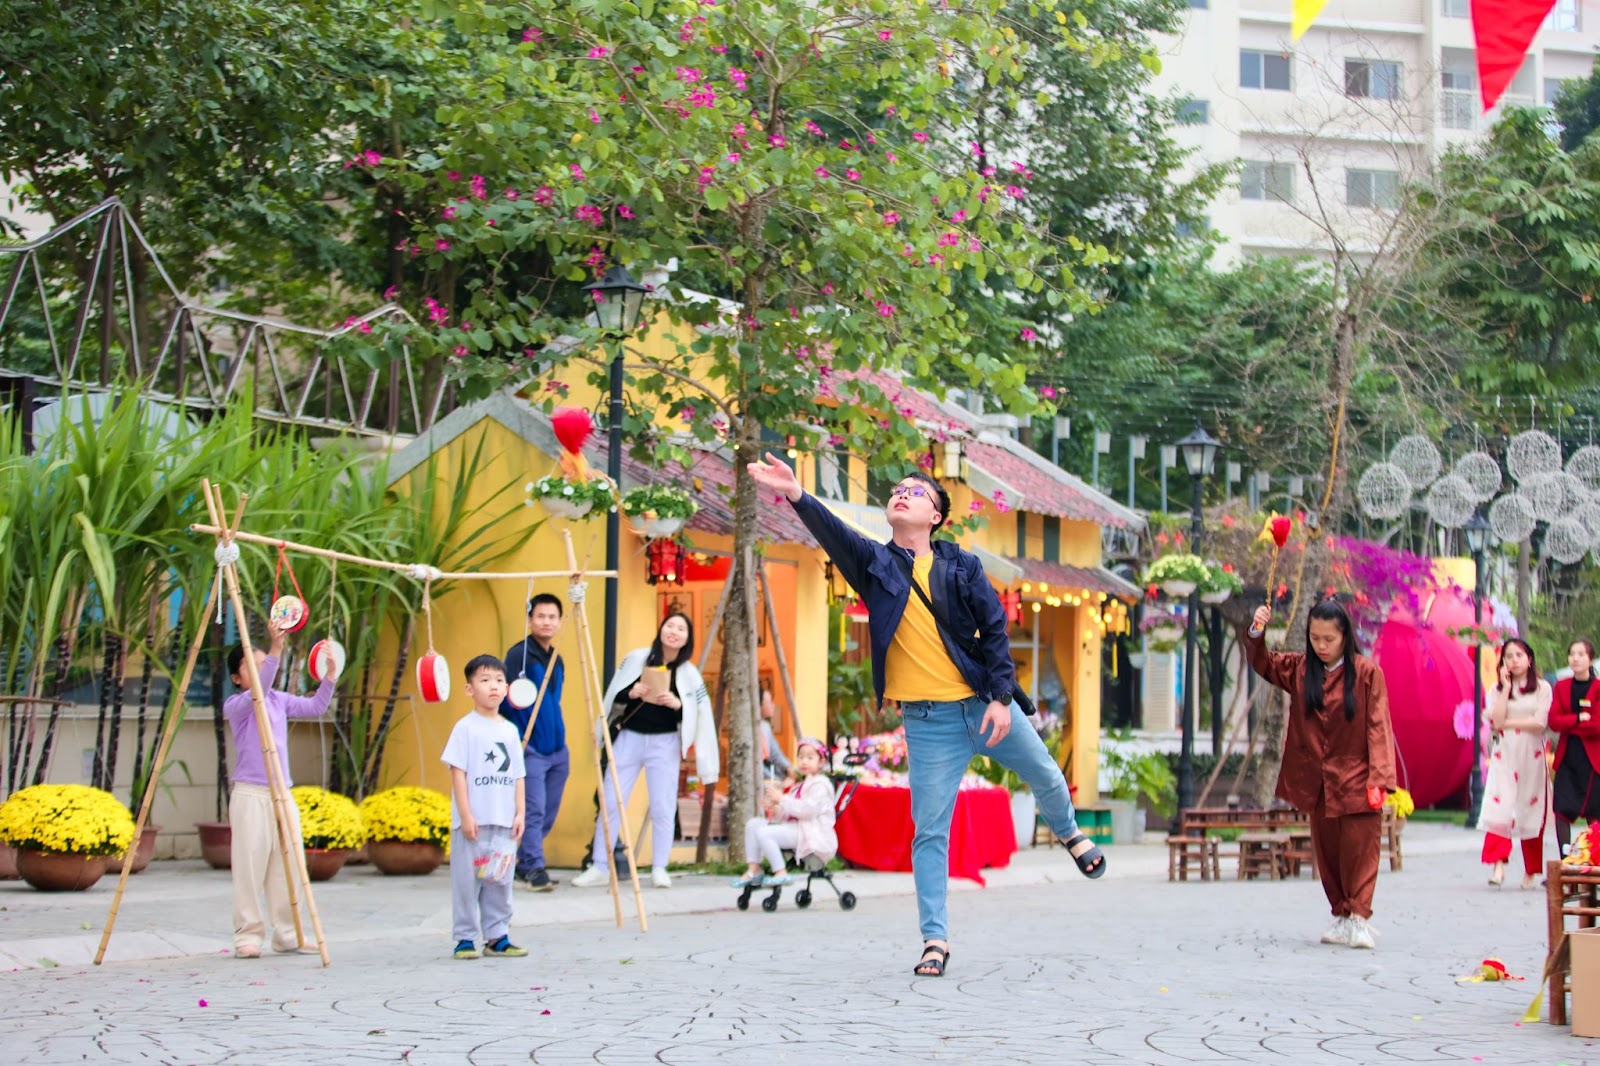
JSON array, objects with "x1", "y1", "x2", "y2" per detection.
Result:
[{"x1": 3, "y1": 823, "x2": 1597, "y2": 1064}]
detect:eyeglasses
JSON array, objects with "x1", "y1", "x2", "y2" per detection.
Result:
[{"x1": 889, "y1": 485, "x2": 930, "y2": 499}]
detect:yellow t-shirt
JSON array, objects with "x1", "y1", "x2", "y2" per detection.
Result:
[{"x1": 884, "y1": 554, "x2": 976, "y2": 703}]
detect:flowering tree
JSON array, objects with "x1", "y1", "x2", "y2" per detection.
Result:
[{"x1": 383, "y1": 0, "x2": 1097, "y2": 851}]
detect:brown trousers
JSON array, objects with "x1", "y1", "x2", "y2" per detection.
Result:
[{"x1": 1311, "y1": 802, "x2": 1381, "y2": 919}]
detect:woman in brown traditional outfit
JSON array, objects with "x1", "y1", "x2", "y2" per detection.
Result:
[{"x1": 1247, "y1": 597, "x2": 1397, "y2": 950}]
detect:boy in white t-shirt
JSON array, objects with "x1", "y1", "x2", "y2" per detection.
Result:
[{"x1": 442, "y1": 655, "x2": 527, "y2": 960}]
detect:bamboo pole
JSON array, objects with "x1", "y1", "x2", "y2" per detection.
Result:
[
  {"x1": 757, "y1": 563, "x2": 805, "y2": 744},
  {"x1": 95, "y1": 573, "x2": 220, "y2": 965},
  {"x1": 204, "y1": 482, "x2": 330, "y2": 965},
  {"x1": 518, "y1": 641, "x2": 559, "y2": 752},
  {"x1": 561, "y1": 528, "x2": 647, "y2": 932},
  {"x1": 187, "y1": 523, "x2": 614, "y2": 582},
  {"x1": 693, "y1": 581, "x2": 734, "y2": 864}
]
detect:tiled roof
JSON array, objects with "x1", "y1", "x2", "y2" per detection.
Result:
[
  {"x1": 1006, "y1": 557, "x2": 1143, "y2": 602},
  {"x1": 591, "y1": 440, "x2": 818, "y2": 549},
  {"x1": 965, "y1": 439, "x2": 1139, "y2": 530}
]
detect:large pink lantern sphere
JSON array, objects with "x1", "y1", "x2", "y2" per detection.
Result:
[{"x1": 1372, "y1": 619, "x2": 1477, "y2": 808}]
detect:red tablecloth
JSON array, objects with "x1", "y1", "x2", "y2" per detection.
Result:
[{"x1": 835, "y1": 784, "x2": 1016, "y2": 885}]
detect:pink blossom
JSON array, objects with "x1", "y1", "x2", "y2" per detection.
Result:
[
  {"x1": 711, "y1": 45, "x2": 728, "y2": 54},
  {"x1": 423, "y1": 297, "x2": 448, "y2": 324},
  {"x1": 361, "y1": 149, "x2": 383, "y2": 166},
  {"x1": 1005, "y1": 185, "x2": 1025, "y2": 199},
  {"x1": 901, "y1": 243, "x2": 917, "y2": 258},
  {"x1": 885, "y1": 104, "x2": 898, "y2": 116},
  {"x1": 698, "y1": 165, "x2": 717, "y2": 187},
  {"x1": 574, "y1": 204, "x2": 605, "y2": 226},
  {"x1": 434, "y1": 238, "x2": 451, "y2": 252},
  {"x1": 678, "y1": 21, "x2": 695, "y2": 42},
  {"x1": 937, "y1": 231, "x2": 959, "y2": 247},
  {"x1": 446, "y1": 170, "x2": 462, "y2": 182},
  {"x1": 805, "y1": 120, "x2": 824, "y2": 136},
  {"x1": 728, "y1": 67, "x2": 748, "y2": 90},
  {"x1": 588, "y1": 108, "x2": 601, "y2": 124},
  {"x1": 768, "y1": 133, "x2": 787, "y2": 147},
  {"x1": 681, "y1": 405, "x2": 697, "y2": 420},
  {"x1": 866, "y1": 134, "x2": 877, "y2": 145},
  {"x1": 968, "y1": 237, "x2": 980, "y2": 252},
  {"x1": 845, "y1": 169, "x2": 861, "y2": 181},
  {"x1": 994, "y1": 491, "x2": 1011, "y2": 514},
  {"x1": 882, "y1": 211, "x2": 900, "y2": 226},
  {"x1": 383, "y1": 285, "x2": 398, "y2": 300},
  {"x1": 442, "y1": 205, "x2": 457, "y2": 220},
  {"x1": 982, "y1": 165, "x2": 997, "y2": 178},
  {"x1": 469, "y1": 175, "x2": 487, "y2": 200},
  {"x1": 630, "y1": 65, "x2": 645, "y2": 76},
  {"x1": 452, "y1": 344, "x2": 468, "y2": 359},
  {"x1": 877, "y1": 29, "x2": 892, "y2": 41},
  {"x1": 504, "y1": 188, "x2": 519, "y2": 200},
  {"x1": 927, "y1": 253, "x2": 944, "y2": 266},
  {"x1": 1012, "y1": 161, "x2": 1033, "y2": 179},
  {"x1": 822, "y1": 282, "x2": 835, "y2": 295},
  {"x1": 1020, "y1": 327, "x2": 1038, "y2": 343},
  {"x1": 587, "y1": 46, "x2": 610, "y2": 58},
  {"x1": 918, "y1": 452, "x2": 935, "y2": 470},
  {"x1": 570, "y1": 163, "x2": 586, "y2": 181},
  {"x1": 585, "y1": 246, "x2": 605, "y2": 268},
  {"x1": 533, "y1": 186, "x2": 554, "y2": 206},
  {"x1": 726, "y1": 152, "x2": 741, "y2": 164},
  {"x1": 687, "y1": 86, "x2": 717, "y2": 107},
  {"x1": 970, "y1": 141, "x2": 984, "y2": 158},
  {"x1": 815, "y1": 166, "x2": 830, "y2": 178},
  {"x1": 1040, "y1": 385, "x2": 1058, "y2": 399},
  {"x1": 676, "y1": 66, "x2": 703, "y2": 83},
  {"x1": 978, "y1": 186, "x2": 991, "y2": 203},
  {"x1": 874, "y1": 301, "x2": 896, "y2": 318},
  {"x1": 969, "y1": 500, "x2": 983, "y2": 513},
  {"x1": 827, "y1": 433, "x2": 845, "y2": 447},
  {"x1": 912, "y1": 131, "x2": 929, "y2": 143},
  {"x1": 617, "y1": 205, "x2": 635, "y2": 219},
  {"x1": 357, "y1": 321, "x2": 372, "y2": 334},
  {"x1": 951, "y1": 209, "x2": 967, "y2": 223},
  {"x1": 485, "y1": 219, "x2": 495, "y2": 226},
  {"x1": 839, "y1": 139, "x2": 855, "y2": 150},
  {"x1": 522, "y1": 27, "x2": 542, "y2": 43},
  {"x1": 885, "y1": 152, "x2": 898, "y2": 163},
  {"x1": 731, "y1": 122, "x2": 747, "y2": 138}
]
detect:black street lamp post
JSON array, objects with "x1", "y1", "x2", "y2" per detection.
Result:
[
  {"x1": 581, "y1": 266, "x2": 649, "y2": 683},
  {"x1": 1464, "y1": 510, "x2": 1492, "y2": 828},
  {"x1": 1173, "y1": 423, "x2": 1221, "y2": 830}
]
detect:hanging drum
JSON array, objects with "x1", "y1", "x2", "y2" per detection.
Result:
[
  {"x1": 508, "y1": 677, "x2": 538, "y2": 710},
  {"x1": 270, "y1": 595, "x2": 308, "y2": 633},
  {"x1": 308, "y1": 639, "x2": 346, "y2": 684},
  {"x1": 417, "y1": 651, "x2": 451, "y2": 703}
]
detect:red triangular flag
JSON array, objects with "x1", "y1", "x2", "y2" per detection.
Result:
[{"x1": 1472, "y1": 0, "x2": 1558, "y2": 112}]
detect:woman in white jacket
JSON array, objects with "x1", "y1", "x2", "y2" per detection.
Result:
[{"x1": 571, "y1": 611, "x2": 718, "y2": 889}]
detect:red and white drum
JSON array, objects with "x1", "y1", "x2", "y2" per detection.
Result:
[
  {"x1": 308, "y1": 639, "x2": 346, "y2": 684},
  {"x1": 507, "y1": 676, "x2": 538, "y2": 710},
  {"x1": 269, "y1": 595, "x2": 308, "y2": 633},
  {"x1": 417, "y1": 651, "x2": 450, "y2": 703}
]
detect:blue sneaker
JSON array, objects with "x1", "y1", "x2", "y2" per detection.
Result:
[
  {"x1": 762, "y1": 873, "x2": 793, "y2": 887},
  {"x1": 730, "y1": 873, "x2": 763, "y2": 888},
  {"x1": 453, "y1": 939, "x2": 479, "y2": 959}
]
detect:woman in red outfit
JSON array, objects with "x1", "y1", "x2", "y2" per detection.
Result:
[
  {"x1": 1246, "y1": 597, "x2": 1396, "y2": 950},
  {"x1": 1550, "y1": 639, "x2": 1600, "y2": 859},
  {"x1": 1476, "y1": 638, "x2": 1551, "y2": 889}
]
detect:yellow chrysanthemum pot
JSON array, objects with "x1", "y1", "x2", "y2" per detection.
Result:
[
  {"x1": 0, "y1": 784, "x2": 136, "y2": 892},
  {"x1": 360, "y1": 787, "x2": 451, "y2": 876}
]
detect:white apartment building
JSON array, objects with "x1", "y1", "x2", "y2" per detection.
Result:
[{"x1": 1155, "y1": 0, "x2": 1600, "y2": 263}]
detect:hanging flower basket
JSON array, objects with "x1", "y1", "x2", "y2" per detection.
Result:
[
  {"x1": 622, "y1": 485, "x2": 698, "y2": 539},
  {"x1": 1148, "y1": 638, "x2": 1183, "y2": 654},
  {"x1": 1199, "y1": 590, "x2": 1230, "y2": 605},
  {"x1": 526, "y1": 476, "x2": 616, "y2": 521},
  {"x1": 1199, "y1": 561, "x2": 1243, "y2": 605},
  {"x1": 1143, "y1": 554, "x2": 1208, "y2": 600},
  {"x1": 1147, "y1": 626, "x2": 1184, "y2": 645}
]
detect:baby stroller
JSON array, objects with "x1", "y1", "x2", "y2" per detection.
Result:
[{"x1": 736, "y1": 751, "x2": 867, "y2": 913}]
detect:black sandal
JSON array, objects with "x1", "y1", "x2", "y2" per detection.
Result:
[
  {"x1": 913, "y1": 943, "x2": 949, "y2": 977},
  {"x1": 1065, "y1": 833, "x2": 1107, "y2": 879}
]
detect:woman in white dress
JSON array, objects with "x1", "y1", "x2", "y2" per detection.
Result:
[{"x1": 1478, "y1": 638, "x2": 1552, "y2": 889}]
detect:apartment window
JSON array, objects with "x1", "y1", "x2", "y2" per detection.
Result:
[
  {"x1": 1178, "y1": 99, "x2": 1209, "y2": 125},
  {"x1": 1043, "y1": 516, "x2": 1061, "y2": 564},
  {"x1": 1347, "y1": 168, "x2": 1401, "y2": 209},
  {"x1": 1546, "y1": 77, "x2": 1568, "y2": 107},
  {"x1": 1175, "y1": 215, "x2": 1211, "y2": 240},
  {"x1": 1441, "y1": 0, "x2": 1468, "y2": 16},
  {"x1": 1345, "y1": 59, "x2": 1401, "y2": 100},
  {"x1": 1241, "y1": 161, "x2": 1295, "y2": 203},
  {"x1": 1240, "y1": 50, "x2": 1292, "y2": 91},
  {"x1": 1548, "y1": 0, "x2": 1581, "y2": 31},
  {"x1": 1440, "y1": 69, "x2": 1477, "y2": 129}
]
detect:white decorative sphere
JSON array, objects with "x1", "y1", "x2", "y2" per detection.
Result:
[
  {"x1": 1574, "y1": 501, "x2": 1600, "y2": 545},
  {"x1": 1489, "y1": 492, "x2": 1537, "y2": 544},
  {"x1": 1389, "y1": 435, "x2": 1441, "y2": 490},
  {"x1": 1357, "y1": 462, "x2": 1412, "y2": 520},
  {"x1": 1424, "y1": 474, "x2": 1475, "y2": 529},
  {"x1": 1453, "y1": 451, "x2": 1502, "y2": 502},
  {"x1": 1568, "y1": 445, "x2": 1600, "y2": 494},
  {"x1": 1548, "y1": 515, "x2": 1591, "y2": 565},
  {"x1": 1506, "y1": 430, "x2": 1562, "y2": 483},
  {"x1": 1518, "y1": 472, "x2": 1566, "y2": 522}
]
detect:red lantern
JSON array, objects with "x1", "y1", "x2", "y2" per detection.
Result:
[
  {"x1": 843, "y1": 598, "x2": 870, "y2": 622},
  {"x1": 999, "y1": 589, "x2": 1023, "y2": 625},
  {"x1": 646, "y1": 538, "x2": 682, "y2": 585}
]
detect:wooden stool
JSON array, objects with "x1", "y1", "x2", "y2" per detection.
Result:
[
  {"x1": 1167, "y1": 836, "x2": 1217, "y2": 881},
  {"x1": 1381, "y1": 807, "x2": 1404, "y2": 871},
  {"x1": 1283, "y1": 830, "x2": 1317, "y2": 878},
  {"x1": 1238, "y1": 833, "x2": 1289, "y2": 880}
]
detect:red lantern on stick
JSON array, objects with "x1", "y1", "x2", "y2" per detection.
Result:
[{"x1": 1000, "y1": 589, "x2": 1023, "y2": 626}]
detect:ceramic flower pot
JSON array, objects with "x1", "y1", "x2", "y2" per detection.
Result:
[
  {"x1": 1200, "y1": 589, "x2": 1232, "y2": 605},
  {"x1": 540, "y1": 496, "x2": 594, "y2": 520},
  {"x1": 367, "y1": 840, "x2": 445, "y2": 876},
  {"x1": 196, "y1": 821, "x2": 232, "y2": 870},
  {"x1": 1147, "y1": 625, "x2": 1184, "y2": 644},
  {"x1": 302, "y1": 848, "x2": 350, "y2": 882},
  {"x1": 0, "y1": 843, "x2": 19, "y2": 880},
  {"x1": 17, "y1": 849, "x2": 108, "y2": 892},
  {"x1": 1160, "y1": 579, "x2": 1197, "y2": 598},
  {"x1": 639, "y1": 515, "x2": 687, "y2": 538},
  {"x1": 106, "y1": 824, "x2": 159, "y2": 874}
]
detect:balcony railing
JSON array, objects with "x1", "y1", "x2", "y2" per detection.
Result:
[{"x1": 1440, "y1": 89, "x2": 1477, "y2": 130}]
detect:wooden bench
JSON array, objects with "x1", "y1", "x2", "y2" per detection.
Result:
[
  {"x1": 1237, "y1": 833, "x2": 1290, "y2": 880},
  {"x1": 1167, "y1": 836, "x2": 1219, "y2": 882},
  {"x1": 1545, "y1": 859, "x2": 1600, "y2": 1025},
  {"x1": 1283, "y1": 830, "x2": 1316, "y2": 878}
]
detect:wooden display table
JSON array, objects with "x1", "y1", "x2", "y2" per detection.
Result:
[{"x1": 1546, "y1": 859, "x2": 1600, "y2": 1026}]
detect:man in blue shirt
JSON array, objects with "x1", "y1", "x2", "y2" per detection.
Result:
[{"x1": 499, "y1": 593, "x2": 569, "y2": 891}]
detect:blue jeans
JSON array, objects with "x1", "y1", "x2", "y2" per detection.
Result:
[
  {"x1": 900, "y1": 696, "x2": 1079, "y2": 942},
  {"x1": 517, "y1": 746, "x2": 571, "y2": 873}
]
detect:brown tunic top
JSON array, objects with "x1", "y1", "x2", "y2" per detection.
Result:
[{"x1": 1245, "y1": 631, "x2": 1398, "y2": 818}]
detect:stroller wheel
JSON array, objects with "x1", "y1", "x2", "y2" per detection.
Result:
[
  {"x1": 839, "y1": 891, "x2": 857, "y2": 910},
  {"x1": 737, "y1": 891, "x2": 751, "y2": 911},
  {"x1": 761, "y1": 894, "x2": 779, "y2": 912},
  {"x1": 794, "y1": 889, "x2": 812, "y2": 908}
]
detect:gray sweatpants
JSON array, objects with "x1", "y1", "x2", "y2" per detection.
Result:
[{"x1": 450, "y1": 826, "x2": 514, "y2": 944}]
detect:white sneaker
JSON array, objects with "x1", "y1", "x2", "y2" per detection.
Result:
[
  {"x1": 1347, "y1": 916, "x2": 1376, "y2": 950},
  {"x1": 569, "y1": 866, "x2": 608, "y2": 888},
  {"x1": 651, "y1": 868, "x2": 672, "y2": 889},
  {"x1": 1320, "y1": 916, "x2": 1352, "y2": 945}
]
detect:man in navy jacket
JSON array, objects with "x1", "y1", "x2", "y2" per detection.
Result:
[
  {"x1": 499, "y1": 593, "x2": 569, "y2": 891},
  {"x1": 749, "y1": 453, "x2": 1104, "y2": 978}
]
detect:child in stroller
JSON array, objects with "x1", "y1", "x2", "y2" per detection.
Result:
[{"x1": 733, "y1": 738, "x2": 859, "y2": 912}]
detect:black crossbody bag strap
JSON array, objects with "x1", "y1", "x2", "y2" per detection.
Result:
[{"x1": 892, "y1": 552, "x2": 1035, "y2": 716}]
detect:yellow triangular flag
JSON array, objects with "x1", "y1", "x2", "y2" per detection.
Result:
[{"x1": 1291, "y1": 0, "x2": 1331, "y2": 39}]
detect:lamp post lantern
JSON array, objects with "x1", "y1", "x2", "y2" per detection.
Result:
[
  {"x1": 581, "y1": 265, "x2": 649, "y2": 683},
  {"x1": 1173, "y1": 423, "x2": 1221, "y2": 830},
  {"x1": 1464, "y1": 510, "x2": 1492, "y2": 828}
]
